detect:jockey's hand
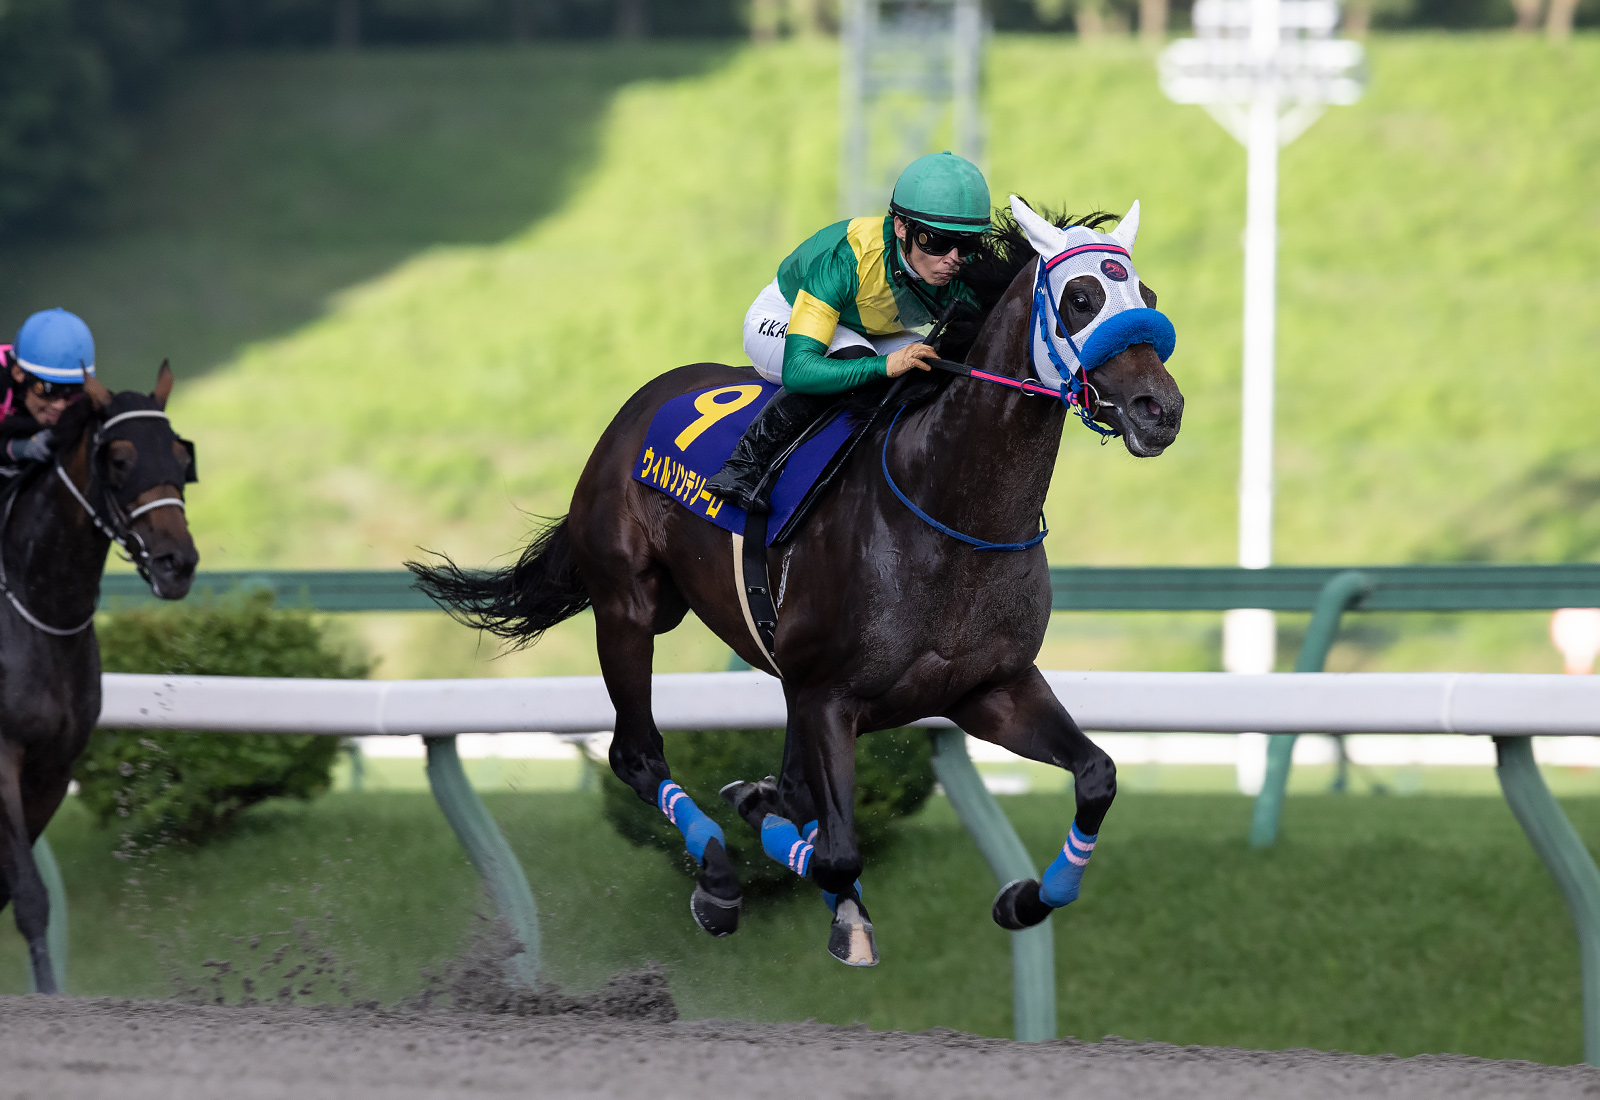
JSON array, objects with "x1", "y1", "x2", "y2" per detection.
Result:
[
  {"x1": 886, "y1": 342, "x2": 937, "y2": 379},
  {"x1": 9, "y1": 429, "x2": 53, "y2": 464}
]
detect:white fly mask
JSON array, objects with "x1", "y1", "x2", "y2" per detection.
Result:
[{"x1": 1011, "y1": 196, "x2": 1176, "y2": 435}]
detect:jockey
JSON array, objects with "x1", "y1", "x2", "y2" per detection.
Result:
[
  {"x1": 0, "y1": 309, "x2": 95, "y2": 477},
  {"x1": 705, "y1": 151, "x2": 989, "y2": 512}
]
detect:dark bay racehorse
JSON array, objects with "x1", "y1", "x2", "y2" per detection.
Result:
[
  {"x1": 414, "y1": 199, "x2": 1183, "y2": 964},
  {"x1": 0, "y1": 365, "x2": 198, "y2": 991}
]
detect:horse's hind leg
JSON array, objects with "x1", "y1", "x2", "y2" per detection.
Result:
[
  {"x1": 592, "y1": 571, "x2": 742, "y2": 936},
  {"x1": 0, "y1": 741, "x2": 57, "y2": 992},
  {"x1": 947, "y1": 667, "x2": 1117, "y2": 931}
]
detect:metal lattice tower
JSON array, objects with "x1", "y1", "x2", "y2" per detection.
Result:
[{"x1": 839, "y1": 0, "x2": 984, "y2": 218}]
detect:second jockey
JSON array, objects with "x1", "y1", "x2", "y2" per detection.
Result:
[
  {"x1": 0, "y1": 308, "x2": 95, "y2": 479},
  {"x1": 704, "y1": 151, "x2": 989, "y2": 512}
]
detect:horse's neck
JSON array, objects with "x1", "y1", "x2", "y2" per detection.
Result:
[
  {"x1": 903, "y1": 281, "x2": 1066, "y2": 527},
  {"x1": 6, "y1": 444, "x2": 110, "y2": 625}
]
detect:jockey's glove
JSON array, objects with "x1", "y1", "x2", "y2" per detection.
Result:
[{"x1": 8, "y1": 429, "x2": 54, "y2": 464}]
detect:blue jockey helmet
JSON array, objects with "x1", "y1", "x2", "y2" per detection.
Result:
[{"x1": 15, "y1": 308, "x2": 95, "y2": 384}]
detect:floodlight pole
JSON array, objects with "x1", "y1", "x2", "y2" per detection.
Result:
[
  {"x1": 1225, "y1": 0, "x2": 1284, "y2": 796},
  {"x1": 1239, "y1": 0, "x2": 1280, "y2": 581},
  {"x1": 1161, "y1": 0, "x2": 1364, "y2": 793}
]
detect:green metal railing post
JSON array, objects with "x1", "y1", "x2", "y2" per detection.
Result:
[
  {"x1": 424, "y1": 735, "x2": 540, "y2": 989},
  {"x1": 24, "y1": 835, "x2": 67, "y2": 993},
  {"x1": 1495, "y1": 736, "x2": 1600, "y2": 1066},
  {"x1": 1249, "y1": 570, "x2": 1372, "y2": 849},
  {"x1": 930, "y1": 728, "x2": 1056, "y2": 1042},
  {"x1": 344, "y1": 739, "x2": 365, "y2": 792}
]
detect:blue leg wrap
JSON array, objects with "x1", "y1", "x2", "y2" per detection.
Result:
[
  {"x1": 1039, "y1": 821, "x2": 1097, "y2": 908},
  {"x1": 657, "y1": 780, "x2": 725, "y2": 863},
  {"x1": 759, "y1": 815, "x2": 814, "y2": 877}
]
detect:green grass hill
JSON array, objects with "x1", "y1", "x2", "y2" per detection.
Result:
[{"x1": 2, "y1": 34, "x2": 1597, "y2": 676}]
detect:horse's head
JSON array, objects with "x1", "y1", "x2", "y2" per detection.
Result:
[
  {"x1": 82, "y1": 363, "x2": 199, "y2": 598},
  {"x1": 1009, "y1": 196, "x2": 1184, "y2": 457}
]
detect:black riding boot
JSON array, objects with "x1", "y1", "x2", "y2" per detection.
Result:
[{"x1": 704, "y1": 388, "x2": 831, "y2": 512}]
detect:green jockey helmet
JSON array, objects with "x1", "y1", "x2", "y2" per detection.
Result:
[{"x1": 889, "y1": 151, "x2": 991, "y2": 234}]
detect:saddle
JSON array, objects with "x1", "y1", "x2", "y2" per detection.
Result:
[{"x1": 637, "y1": 310, "x2": 966, "y2": 673}]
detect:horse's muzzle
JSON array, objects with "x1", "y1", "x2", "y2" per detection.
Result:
[
  {"x1": 147, "y1": 545, "x2": 199, "y2": 599},
  {"x1": 1104, "y1": 345, "x2": 1184, "y2": 457}
]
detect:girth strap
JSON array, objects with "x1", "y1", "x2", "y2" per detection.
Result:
[{"x1": 731, "y1": 508, "x2": 782, "y2": 677}]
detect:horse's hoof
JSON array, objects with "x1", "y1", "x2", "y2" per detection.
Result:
[
  {"x1": 992, "y1": 878, "x2": 1054, "y2": 931},
  {"x1": 718, "y1": 775, "x2": 781, "y2": 832},
  {"x1": 828, "y1": 895, "x2": 879, "y2": 967},
  {"x1": 690, "y1": 885, "x2": 742, "y2": 937}
]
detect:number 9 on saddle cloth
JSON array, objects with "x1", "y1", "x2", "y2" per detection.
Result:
[{"x1": 632, "y1": 381, "x2": 858, "y2": 543}]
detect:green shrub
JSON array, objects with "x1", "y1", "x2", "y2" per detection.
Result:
[
  {"x1": 599, "y1": 726, "x2": 936, "y2": 892},
  {"x1": 76, "y1": 592, "x2": 370, "y2": 844}
]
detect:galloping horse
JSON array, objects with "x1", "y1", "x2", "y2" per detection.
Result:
[
  {"x1": 0, "y1": 365, "x2": 198, "y2": 992},
  {"x1": 413, "y1": 197, "x2": 1183, "y2": 964}
]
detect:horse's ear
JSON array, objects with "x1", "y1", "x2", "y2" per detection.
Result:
[
  {"x1": 84, "y1": 375, "x2": 113, "y2": 410},
  {"x1": 1009, "y1": 195, "x2": 1067, "y2": 257},
  {"x1": 153, "y1": 359, "x2": 173, "y2": 408},
  {"x1": 1112, "y1": 200, "x2": 1141, "y2": 251}
]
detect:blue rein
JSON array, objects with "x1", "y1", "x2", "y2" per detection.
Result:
[
  {"x1": 874, "y1": 263, "x2": 1089, "y2": 553},
  {"x1": 880, "y1": 406, "x2": 1048, "y2": 552}
]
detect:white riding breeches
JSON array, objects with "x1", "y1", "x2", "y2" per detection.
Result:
[{"x1": 742, "y1": 279, "x2": 921, "y2": 385}]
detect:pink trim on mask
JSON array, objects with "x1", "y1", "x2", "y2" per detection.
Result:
[{"x1": 1044, "y1": 242, "x2": 1130, "y2": 271}]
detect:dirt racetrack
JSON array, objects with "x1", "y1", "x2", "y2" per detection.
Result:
[{"x1": 3, "y1": 993, "x2": 1598, "y2": 1100}]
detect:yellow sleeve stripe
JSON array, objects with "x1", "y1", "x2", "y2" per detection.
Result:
[
  {"x1": 847, "y1": 217, "x2": 900, "y2": 335},
  {"x1": 789, "y1": 290, "x2": 841, "y2": 345}
]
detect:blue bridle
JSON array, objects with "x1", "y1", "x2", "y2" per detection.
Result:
[
  {"x1": 1031, "y1": 254, "x2": 1177, "y2": 440},
  {"x1": 1032, "y1": 257, "x2": 1119, "y2": 440}
]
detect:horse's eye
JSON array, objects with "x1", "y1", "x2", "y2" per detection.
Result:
[{"x1": 1070, "y1": 293, "x2": 1091, "y2": 311}]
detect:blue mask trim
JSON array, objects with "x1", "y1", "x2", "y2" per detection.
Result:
[{"x1": 1079, "y1": 307, "x2": 1176, "y2": 370}]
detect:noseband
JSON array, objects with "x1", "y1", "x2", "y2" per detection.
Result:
[{"x1": 0, "y1": 408, "x2": 188, "y2": 635}]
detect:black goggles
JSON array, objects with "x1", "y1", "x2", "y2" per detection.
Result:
[
  {"x1": 24, "y1": 377, "x2": 82, "y2": 400},
  {"x1": 908, "y1": 222, "x2": 983, "y2": 259}
]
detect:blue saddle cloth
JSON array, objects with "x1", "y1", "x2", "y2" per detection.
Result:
[{"x1": 633, "y1": 380, "x2": 857, "y2": 544}]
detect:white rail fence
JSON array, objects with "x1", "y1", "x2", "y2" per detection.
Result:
[
  {"x1": 76, "y1": 669, "x2": 1600, "y2": 1060},
  {"x1": 99, "y1": 669, "x2": 1600, "y2": 737}
]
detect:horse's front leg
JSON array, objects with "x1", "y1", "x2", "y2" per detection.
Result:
[
  {"x1": 947, "y1": 666, "x2": 1117, "y2": 931},
  {"x1": 593, "y1": 587, "x2": 742, "y2": 937},
  {"x1": 718, "y1": 695, "x2": 876, "y2": 964},
  {"x1": 790, "y1": 695, "x2": 878, "y2": 966},
  {"x1": 0, "y1": 740, "x2": 57, "y2": 992}
]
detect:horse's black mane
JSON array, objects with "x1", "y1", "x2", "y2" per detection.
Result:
[
  {"x1": 943, "y1": 203, "x2": 1118, "y2": 363},
  {"x1": 835, "y1": 204, "x2": 1118, "y2": 417},
  {"x1": 52, "y1": 395, "x2": 98, "y2": 452}
]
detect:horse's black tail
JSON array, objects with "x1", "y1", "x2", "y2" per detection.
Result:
[{"x1": 406, "y1": 516, "x2": 592, "y2": 648}]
